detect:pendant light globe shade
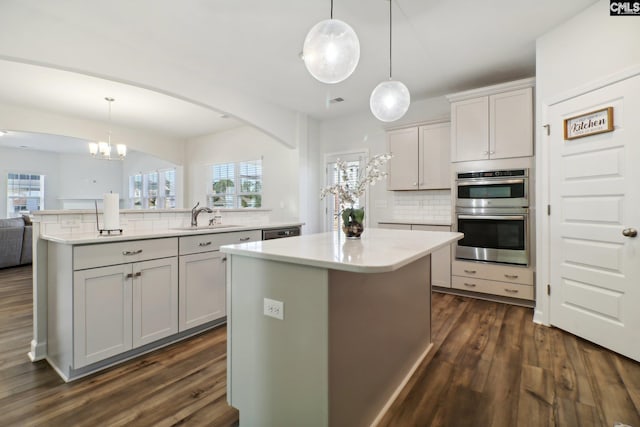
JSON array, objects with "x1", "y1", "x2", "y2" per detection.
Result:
[
  {"x1": 370, "y1": 80, "x2": 411, "y2": 122},
  {"x1": 302, "y1": 19, "x2": 360, "y2": 84}
]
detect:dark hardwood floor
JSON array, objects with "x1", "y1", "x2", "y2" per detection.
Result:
[{"x1": 1, "y1": 265, "x2": 639, "y2": 426}]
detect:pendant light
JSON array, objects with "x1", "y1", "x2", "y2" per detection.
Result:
[
  {"x1": 302, "y1": 0, "x2": 360, "y2": 84},
  {"x1": 89, "y1": 97, "x2": 127, "y2": 160},
  {"x1": 370, "y1": 0, "x2": 410, "y2": 122}
]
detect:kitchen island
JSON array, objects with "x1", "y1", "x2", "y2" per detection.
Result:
[{"x1": 221, "y1": 228, "x2": 462, "y2": 427}]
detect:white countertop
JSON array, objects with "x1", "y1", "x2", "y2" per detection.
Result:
[
  {"x1": 221, "y1": 228, "x2": 462, "y2": 273},
  {"x1": 40, "y1": 222, "x2": 303, "y2": 244},
  {"x1": 378, "y1": 219, "x2": 452, "y2": 226}
]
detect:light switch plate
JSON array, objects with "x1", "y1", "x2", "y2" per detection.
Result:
[{"x1": 263, "y1": 298, "x2": 284, "y2": 320}]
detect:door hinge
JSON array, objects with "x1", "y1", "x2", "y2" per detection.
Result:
[
  {"x1": 543, "y1": 124, "x2": 550, "y2": 136},
  {"x1": 547, "y1": 284, "x2": 551, "y2": 296},
  {"x1": 547, "y1": 204, "x2": 551, "y2": 216}
]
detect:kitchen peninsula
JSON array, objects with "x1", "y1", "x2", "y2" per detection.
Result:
[
  {"x1": 31, "y1": 208, "x2": 302, "y2": 381},
  {"x1": 222, "y1": 228, "x2": 462, "y2": 427}
]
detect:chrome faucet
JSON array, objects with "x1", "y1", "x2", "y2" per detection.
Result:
[{"x1": 191, "y1": 202, "x2": 213, "y2": 227}]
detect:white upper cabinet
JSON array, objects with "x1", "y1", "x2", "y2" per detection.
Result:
[
  {"x1": 387, "y1": 123, "x2": 450, "y2": 190},
  {"x1": 490, "y1": 88, "x2": 533, "y2": 159},
  {"x1": 387, "y1": 127, "x2": 419, "y2": 190},
  {"x1": 448, "y1": 79, "x2": 534, "y2": 162},
  {"x1": 419, "y1": 123, "x2": 451, "y2": 189},
  {"x1": 451, "y1": 97, "x2": 489, "y2": 162}
]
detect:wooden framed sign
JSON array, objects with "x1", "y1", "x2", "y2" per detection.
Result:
[{"x1": 564, "y1": 107, "x2": 614, "y2": 140}]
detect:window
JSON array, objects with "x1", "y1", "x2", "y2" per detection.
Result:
[
  {"x1": 208, "y1": 159, "x2": 262, "y2": 208},
  {"x1": 7, "y1": 173, "x2": 45, "y2": 217},
  {"x1": 128, "y1": 168, "x2": 176, "y2": 209},
  {"x1": 325, "y1": 153, "x2": 366, "y2": 231}
]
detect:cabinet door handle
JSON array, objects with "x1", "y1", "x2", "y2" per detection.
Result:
[
  {"x1": 463, "y1": 282, "x2": 477, "y2": 288},
  {"x1": 504, "y1": 288, "x2": 519, "y2": 294},
  {"x1": 123, "y1": 249, "x2": 143, "y2": 256},
  {"x1": 239, "y1": 237, "x2": 251, "y2": 241},
  {"x1": 482, "y1": 151, "x2": 489, "y2": 155},
  {"x1": 464, "y1": 269, "x2": 477, "y2": 274},
  {"x1": 125, "y1": 273, "x2": 133, "y2": 279},
  {"x1": 504, "y1": 274, "x2": 519, "y2": 279},
  {"x1": 222, "y1": 257, "x2": 227, "y2": 262},
  {"x1": 489, "y1": 151, "x2": 495, "y2": 154},
  {"x1": 199, "y1": 241, "x2": 212, "y2": 247},
  {"x1": 134, "y1": 272, "x2": 142, "y2": 277}
]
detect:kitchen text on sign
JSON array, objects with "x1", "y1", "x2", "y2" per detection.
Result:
[{"x1": 563, "y1": 107, "x2": 614, "y2": 140}]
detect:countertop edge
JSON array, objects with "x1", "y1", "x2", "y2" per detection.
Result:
[
  {"x1": 221, "y1": 232, "x2": 463, "y2": 273},
  {"x1": 40, "y1": 222, "x2": 304, "y2": 244}
]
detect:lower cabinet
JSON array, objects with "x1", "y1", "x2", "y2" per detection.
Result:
[
  {"x1": 377, "y1": 222, "x2": 452, "y2": 288},
  {"x1": 451, "y1": 259, "x2": 534, "y2": 301},
  {"x1": 177, "y1": 229, "x2": 261, "y2": 332},
  {"x1": 179, "y1": 251, "x2": 226, "y2": 331},
  {"x1": 73, "y1": 257, "x2": 178, "y2": 368}
]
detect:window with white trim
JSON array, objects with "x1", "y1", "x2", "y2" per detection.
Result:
[
  {"x1": 207, "y1": 159, "x2": 262, "y2": 208},
  {"x1": 6, "y1": 173, "x2": 45, "y2": 217},
  {"x1": 128, "y1": 168, "x2": 176, "y2": 209}
]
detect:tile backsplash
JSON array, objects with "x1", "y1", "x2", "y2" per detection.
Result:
[
  {"x1": 33, "y1": 209, "x2": 273, "y2": 236},
  {"x1": 389, "y1": 190, "x2": 452, "y2": 221}
]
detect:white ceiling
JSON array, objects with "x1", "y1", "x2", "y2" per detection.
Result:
[{"x1": 0, "y1": 0, "x2": 598, "y2": 138}]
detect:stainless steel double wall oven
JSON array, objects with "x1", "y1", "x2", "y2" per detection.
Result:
[{"x1": 455, "y1": 169, "x2": 530, "y2": 266}]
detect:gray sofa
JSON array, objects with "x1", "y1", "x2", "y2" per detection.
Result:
[{"x1": 0, "y1": 216, "x2": 33, "y2": 268}]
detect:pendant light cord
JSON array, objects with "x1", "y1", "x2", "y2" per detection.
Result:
[
  {"x1": 106, "y1": 97, "x2": 114, "y2": 146},
  {"x1": 389, "y1": 0, "x2": 392, "y2": 80},
  {"x1": 330, "y1": 0, "x2": 333, "y2": 19}
]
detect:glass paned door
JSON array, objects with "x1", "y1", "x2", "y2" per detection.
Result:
[{"x1": 325, "y1": 153, "x2": 366, "y2": 231}]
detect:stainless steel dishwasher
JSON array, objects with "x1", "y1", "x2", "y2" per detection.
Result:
[{"x1": 262, "y1": 226, "x2": 301, "y2": 240}]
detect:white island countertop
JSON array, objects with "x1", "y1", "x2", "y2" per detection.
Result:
[{"x1": 221, "y1": 228, "x2": 462, "y2": 273}]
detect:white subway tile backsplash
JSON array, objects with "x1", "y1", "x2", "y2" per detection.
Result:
[{"x1": 387, "y1": 190, "x2": 452, "y2": 222}]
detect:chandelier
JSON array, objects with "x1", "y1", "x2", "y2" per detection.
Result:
[{"x1": 89, "y1": 97, "x2": 127, "y2": 160}]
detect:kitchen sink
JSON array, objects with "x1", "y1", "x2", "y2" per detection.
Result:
[{"x1": 171, "y1": 224, "x2": 242, "y2": 231}]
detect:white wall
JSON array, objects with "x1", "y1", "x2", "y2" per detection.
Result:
[
  {"x1": 57, "y1": 153, "x2": 123, "y2": 209},
  {"x1": 318, "y1": 96, "x2": 451, "y2": 230},
  {"x1": 186, "y1": 126, "x2": 300, "y2": 223},
  {"x1": 534, "y1": 0, "x2": 640, "y2": 324},
  {"x1": 0, "y1": 103, "x2": 186, "y2": 164}
]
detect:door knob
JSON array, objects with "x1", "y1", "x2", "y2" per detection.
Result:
[{"x1": 622, "y1": 228, "x2": 638, "y2": 237}]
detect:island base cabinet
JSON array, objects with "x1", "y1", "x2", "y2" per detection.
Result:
[
  {"x1": 179, "y1": 251, "x2": 226, "y2": 331},
  {"x1": 73, "y1": 257, "x2": 178, "y2": 369},
  {"x1": 227, "y1": 255, "x2": 431, "y2": 427}
]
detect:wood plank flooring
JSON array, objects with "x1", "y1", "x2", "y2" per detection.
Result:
[{"x1": 1, "y1": 265, "x2": 639, "y2": 426}]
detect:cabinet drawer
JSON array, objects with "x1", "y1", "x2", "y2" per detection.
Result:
[
  {"x1": 74, "y1": 238, "x2": 177, "y2": 270},
  {"x1": 179, "y1": 230, "x2": 261, "y2": 255},
  {"x1": 452, "y1": 276, "x2": 534, "y2": 300},
  {"x1": 452, "y1": 260, "x2": 533, "y2": 285}
]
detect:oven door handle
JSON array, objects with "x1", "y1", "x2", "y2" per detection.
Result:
[
  {"x1": 458, "y1": 215, "x2": 526, "y2": 221},
  {"x1": 457, "y1": 179, "x2": 525, "y2": 186}
]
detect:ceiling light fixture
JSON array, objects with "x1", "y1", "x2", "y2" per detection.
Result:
[
  {"x1": 302, "y1": 0, "x2": 360, "y2": 84},
  {"x1": 89, "y1": 97, "x2": 126, "y2": 160},
  {"x1": 370, "y1": 0, "x2": 410, "y2": 122},
  {"x1": 0, "y1": 130, "x2": 7, "y2": 136}
]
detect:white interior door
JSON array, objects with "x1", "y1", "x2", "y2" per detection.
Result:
[{"x1": 549, "y1": 74, "x2": 640, "y2": 362}]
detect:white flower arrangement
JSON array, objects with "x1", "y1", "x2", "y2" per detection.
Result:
[{"x1": 320, "y1": 153, "x2": 392, "y2": 212}]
